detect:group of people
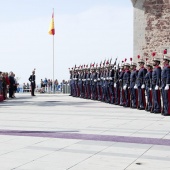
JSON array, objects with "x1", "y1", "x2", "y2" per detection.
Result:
[
  {"x1": 69, "y1": 50, "x2": 170, "y2": 116},
  {"x1": 40, "y1": 78, "x2": 59, "y2": 93},
  {"x1": 0, "y1": 71, "x2": 18, "y2": 100}
]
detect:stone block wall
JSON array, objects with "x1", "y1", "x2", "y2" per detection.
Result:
[{"x1": 132, "y1": 0, "x2": 170, "y2": 63}]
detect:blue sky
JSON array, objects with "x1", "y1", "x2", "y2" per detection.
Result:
[{"x1": 0, "y1": 0, "x2": 133, "y2": 84}]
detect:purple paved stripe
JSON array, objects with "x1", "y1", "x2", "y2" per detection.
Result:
[{"x1": 0, "y1": 129, "x2": 170, "y2": 146}]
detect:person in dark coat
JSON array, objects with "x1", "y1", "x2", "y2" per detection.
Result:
[
  {"x1": 29, "y1": 70, "x2": 36, "y2": 96},
  {"x1": 9, "y1": 72, "x2": 15, "y2": 98}
]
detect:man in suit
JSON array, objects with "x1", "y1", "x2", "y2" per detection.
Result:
[{"x1": 29, "y1": 70, "x2": 36, "y2": 96}]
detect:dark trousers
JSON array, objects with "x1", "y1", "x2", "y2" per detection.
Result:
[
  {"x1": 138, "y1": 87, "x2": 144, "y2": 108},
  {"x1": 130, "y1": 87, "x2": 136, "y2": 107},
  {"x1": 31, "y1": 83, "x2": 35, "y2": 96},
  {"x1": 115, "y1": 84, "x2": 119, "y2": 104},
  {"x1": 124, "y1": 88, "x2": 129, "y2": 107},
  {"x1": 152, "y1": 87, "x2": 160, "y2": 112},
  {"x1": 162, "y1": 88, "x2": 168, "y2": 114},
  {"x1": 109, "y1": 84, "x2": 114, "y2": 104},
  {"x1": 92, "y1": 84, "x2": 97, "y2": 100},
  {"x1": 104, "y1": 85, "x2": 110, "y2": 102},
  {"x1": 97, "y1": 85, "x2": 101, "y2": 100},
  {"x1": 146, "y1": 87, "x2": 152, "y2": 110},
  {"x1": 9, "y1": 86, "x2": 13, "y2": 97}
]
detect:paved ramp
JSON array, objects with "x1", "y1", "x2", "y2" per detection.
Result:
[{"x1": 0, "y1": 94, "x2": 170, "y2": 170}]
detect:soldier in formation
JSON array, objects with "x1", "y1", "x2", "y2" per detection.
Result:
[{"x1": 69, "y1": 50, "x2": 170, "y2": 116}]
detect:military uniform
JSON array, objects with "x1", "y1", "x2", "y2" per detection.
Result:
[
  {"x1": 114, "y1": 67, "x2": 120, "y2": 105},
  {"x1": 119, "y1": 68, "x2": 125, "y2": 106},
  {"x1": 161, "y1": 54, "x2": 170, "y2": 116},
  {"x1": 123, "y1": 63, "x2": 131, "y2": 107},
  {"x1": 130, "y1": 63, "x2": 138, "y2": 108},
  {"x1": 136, "y1": 60, "x2": 147, "y2": 110},
  {"x1": 108, "y1": 66, "x2": 115, "y2": 104},
  {"x1": 152, "y1": 60, "x2": 161, "y2": 113},
  {"x1": 28, "y1": 70, "x2": 36, "y2": 96},
  {"x1": 144, "y1": 62, "x2": 153, "y2": 111},
  {"x1": 96, "y1": 68, "x2": 101, "y2": 101}
]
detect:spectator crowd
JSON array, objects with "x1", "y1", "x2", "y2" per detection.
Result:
[{"x1": 0, "y1": 71, "x2": 19, "y2": 101}]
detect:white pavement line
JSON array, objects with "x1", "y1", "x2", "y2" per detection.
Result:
[
  {"x1": 161, "y1": 131, "x2": 170, "y2": 139},
  {"x1": 66, "y1": 142, "x2": 115, "y2": 170},
  {"x1": 129, "y1": 117, "x2": 165, "y2": 137},
  {"x1": 12, "y1": 140, "x2": 82, "y2": 170},
  {"x1": 124, "y1": 145, "x2": 153, "y2": 170}
]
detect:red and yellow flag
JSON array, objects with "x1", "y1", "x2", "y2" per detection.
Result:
[{"x1": 48, "y1": 12, "x2": 55, "y2": 35}]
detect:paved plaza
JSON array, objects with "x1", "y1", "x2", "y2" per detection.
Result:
[{"x1": 0, "y1": 94, "x2": 170, "y2": 170}]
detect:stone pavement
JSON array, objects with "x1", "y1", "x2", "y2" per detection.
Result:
[{"x1": 0, "y1": 94, "x2": 170, "y2": 170}]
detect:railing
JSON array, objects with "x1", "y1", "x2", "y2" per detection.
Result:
[{"x1": 17, "y1": 85, "x2": 70, "y2": 94}]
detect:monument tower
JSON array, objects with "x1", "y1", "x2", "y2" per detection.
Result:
[{"x1": 131, "y1": 0, "x2": 170, "y2": 62}]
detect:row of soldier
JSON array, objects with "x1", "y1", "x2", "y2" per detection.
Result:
[{"x1": 69, "y1": 51, "x2": 170, "y2": 116}]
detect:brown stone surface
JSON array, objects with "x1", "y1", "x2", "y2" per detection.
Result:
[{"x1": 132, "y1": 0, "x2": 170, "y2": 62}]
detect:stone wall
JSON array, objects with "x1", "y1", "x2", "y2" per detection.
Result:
[{"x1": 132, "y1": 0, "x2": 170, "y2": 63}]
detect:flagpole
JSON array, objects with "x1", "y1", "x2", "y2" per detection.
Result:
[
  {"x1": 53, "y1": 33, "x2": 54, "y2": 93},
  {"x1": 52, "y1": 8, "x2": 55, "y2": 93}
]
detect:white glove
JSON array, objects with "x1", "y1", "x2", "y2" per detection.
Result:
[
  {"x1": 149, "y1": 88, "x2": 152, "y2": 90},
  {"x1": 141, "y1": 84, "x2": 145, "y2": 89},
  {"x1": 155, "y1": 85, "x2": 159, "y2": 90},
  {"x1": 123, "y1": 85, "x2": 127, "y2": 90},
  {"x1": 134, "y1": 84, "x2": 137, "y2": 89},
  {"x1": 165, "y1": 84, "x2": 169, "y2": 90},
  {"x1": 114, "y1": 83, "x2": 116, "y2": 88}
]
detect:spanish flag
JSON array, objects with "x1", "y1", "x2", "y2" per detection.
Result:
[{"x1": 48, "y1": 12, "x2": 55, "y2": 35}]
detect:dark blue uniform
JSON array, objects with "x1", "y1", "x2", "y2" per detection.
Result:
[
  {"x1": 161, "y1": 64, "x2": 170, "y2": 115},
  {"x1": 144, "y1": 70, "x2": 152, "y2": 111},
  {"x1": 130, "y1": 69, "x2": 138, "y2": 108},
  {"x1": 69, "y1": 72, "x2": 74, "y2": 96},
  {"x1": 123, "y1": 69, "x2": 131, "y2": 107},
  {"x1": 96, "y1": 71, "x2": 101, "y2": 100},
  {"x1": 109, "y1": 69, "x2": 115, "y2": 104},
  {"x1": 114, "y1": 69, "x2": 120, "y2": 105},
  {"x1": 119, "y1": 70, "x2": 125, "y2": 106},
  {"x1": 136, "y1": 67, "x2": 147, "y2": 109},
  {"x1": 78, "y1": 72, "x2": 83, "y2": 97},
  {"x1": 104, "y1": 70, "x2": 110, "y2": 103},
  {"x1": 91, "y1": 71, "x2": 97, "y2": 100},
  {"x1": 152, "y1": 66, "x2": 161, "y2": 113},
  {"x1": 85, "y1": 71, "x2": 91, "y2": 99}
]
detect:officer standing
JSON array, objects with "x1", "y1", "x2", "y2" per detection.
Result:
[
  {"x1": 123, "y1": 62, "x2": 131, "y2": 107},
  {"x1": 29, "y1": 69, "x2": 36, "y2": 96},
  {"x1": 114, "y1": 65, "x2": 120, "y2": 105},
  {"x1": 151, "y1": 54, "x2": 162, "y2": 113},
  {"x1": 119, "y1": 62, "x2": 125, "y2": 106},
  {"x1": 161, "y1": 51, "x2": 170, "y2": 116},
  {"x1": 96, "y1": 65, "x2": 101, "y2": 101},
  {"x1": 144, "y1": 61, "x2": 153, "y2": 112},
  {"x1": 130, "y1": 61, "x2": 138, "y2": 108},
  {"x1": 136, "y1": 57, "x2": 147, "y2": 110},
  {"x1": 108, "y1": 64, "x2": 115, "y2": 104}
]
